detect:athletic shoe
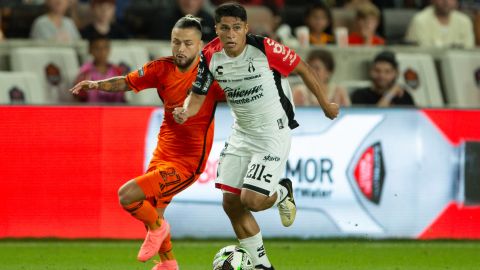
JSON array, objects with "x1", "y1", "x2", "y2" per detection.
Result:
[
  {"x1": 277, "y1": 178, "x2": 296, "y2": 227},
  {"x1": 151, "y1": 259, "x2": 179, "y2": 270},
  {"x1": 137, "y1": 221, "x2": 171, "y2": 262}
]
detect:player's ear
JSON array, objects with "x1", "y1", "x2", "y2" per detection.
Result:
[{"x1": 245, "y1": 23, "x2": 249, "y2": 33}]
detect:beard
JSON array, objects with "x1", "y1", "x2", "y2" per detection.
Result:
[{"x1": 174, "y1": 54, "x2": 196, "y2": 70}]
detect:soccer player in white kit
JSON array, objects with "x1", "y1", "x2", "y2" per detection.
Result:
[{"x1": 173, "y1": 4, "x2": 339, "y2": 269}]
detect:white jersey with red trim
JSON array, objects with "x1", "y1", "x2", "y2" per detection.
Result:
[{"x1": 192, "y1": 34, "x2": 300, "y2": 132}]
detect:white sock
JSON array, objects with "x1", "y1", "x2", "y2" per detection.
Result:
[
  {"x1": 274, "y1": 184, "x2": 288, "y2": 206},
  {"x1": 238, "y1": 232, "x2": 272, "y2": 268}
]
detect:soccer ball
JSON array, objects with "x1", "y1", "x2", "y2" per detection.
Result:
[{"x1": 212, "y1": 245, "x2": 254, "y2": 270}]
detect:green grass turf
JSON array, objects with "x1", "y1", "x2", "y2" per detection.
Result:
[{"x1": 0, "y1": 239, "x2": 478, "y2": 270}]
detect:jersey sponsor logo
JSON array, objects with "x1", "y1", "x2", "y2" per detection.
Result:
[
  {"x1": 216, "y1": 65, "x2": 224, "y2": 75},
  {"x1": 265, "y1": 37, "x2": 297, "y2": 66},
  {"x1": 224, "y1": 85, "x2": 263, "y2": 99},
  {"x1": 224, "y1": 85, "x2": 265, "y2": 104},
  {"x1": 263, "y1": 154, "x2": 280, "y2": 162},
  {"x1": 244, "y1": 74, "x2": 261, "y2": 81}
]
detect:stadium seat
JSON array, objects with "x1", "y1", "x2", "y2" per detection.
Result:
[
  {"x1": 382, "y1": 9, "x2": 417, "y2": 44},
  {"x1": 332, "y1": 8, "x2": 356, "y2": 31},
  {"x1": 326, "y1": 46, "x2": 381, "y2": 82},
  {"x1": 10, "y1": 47, "x2": 80, "y2": 103},
  {"x1": 106, "y1": 44, "x2": 162, "y2": 105},
  {"x1": 440, "y1": 50, "x2": 480, "y2": 108},
  {"x1": 396, "y1": 53, "x2": 444, "y2": 107},
  {"x1": 126, "y1": 40, "x2": 172, "y2": 60},
  {"x1": 0, "y1": 71, "x2": 46, "y2": 104}
]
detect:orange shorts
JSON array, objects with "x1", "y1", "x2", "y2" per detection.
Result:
[{"x1": 135, "y1": 163, "x2": 198, "y2": 208}]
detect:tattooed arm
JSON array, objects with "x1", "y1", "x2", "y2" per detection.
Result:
[{"x1": 70, "y1": 76, "x2": 131, "y2": 95}]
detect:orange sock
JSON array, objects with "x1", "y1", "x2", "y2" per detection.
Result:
[
  {"x1": 158, "y1": 232, "x2": 175, "y2": 262},
  {"x1": 159, "y1": 232, "x2": 172, "y2": 253},
  {"x1": 123, "y1": 201, "x2": 161, "y2": 229}
]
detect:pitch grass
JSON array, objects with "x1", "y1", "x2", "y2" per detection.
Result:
[{"x1": 0, "y1": 239, "x2": 479, "y2": 270}]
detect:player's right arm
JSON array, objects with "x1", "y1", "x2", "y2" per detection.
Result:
[
  {"x1": 70, "y1": 76, "x2": 131, "y2": 95},
  {"x1": 294, "y1": 60, "x2": 339, "y2": 120},
  {"x1": 173, "y1": 92, "x2": 206, "y2": 124}
]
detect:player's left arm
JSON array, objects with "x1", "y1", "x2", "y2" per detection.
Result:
[{"x1": 293, "y1": 60, "x2": 339, "y2": 120}]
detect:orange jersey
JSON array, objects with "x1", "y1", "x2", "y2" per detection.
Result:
[{"x1": 126, "y1": 57, "x2": 225, "y2": 175}]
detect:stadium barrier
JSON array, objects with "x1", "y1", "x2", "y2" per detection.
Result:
[{"x1": 0, "y1": 106, "x2": 479, "y2": 239}]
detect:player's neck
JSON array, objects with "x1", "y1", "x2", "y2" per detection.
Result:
[{"x1": 225, "y1": 43, "x2": 247, "y2": 58}]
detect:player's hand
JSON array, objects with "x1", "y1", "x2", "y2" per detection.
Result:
[
  {"x1": 69, "y1": 80, "x2": 98, "y2": 95},
  {"x1": 323, "y1": 103, "x2": 339, "y2": 120},
  {"x1": 173, "y1": 107, "x2": 189, "y2": 124}
]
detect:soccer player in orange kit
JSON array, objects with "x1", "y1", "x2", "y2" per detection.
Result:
[{"x1": 70, "y1": 15, "x2": 224, "y2": 270}]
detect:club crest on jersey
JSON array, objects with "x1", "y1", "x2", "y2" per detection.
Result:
[{"x1": 246, "y1": 57, "x2": 255, "y2": 73}]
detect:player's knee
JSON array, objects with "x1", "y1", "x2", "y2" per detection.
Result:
[
  {"x1": 240, "y1": 196, "x2": 263, "y2": 212},
  {"x1": 222, "y1": 194, "x2": 241, "y2": 214}
]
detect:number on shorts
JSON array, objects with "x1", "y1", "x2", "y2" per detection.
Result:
[{"x1": 246, "y1": 164, "x2": 271, "y2": 183}]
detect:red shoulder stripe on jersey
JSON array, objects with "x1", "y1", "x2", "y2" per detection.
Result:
[
  {"x1": 263, "y1": 37, "x2": 300, "y2": 76},
  {"x1": 201, "y1": 37, "x2": 223, "y2": 65}
]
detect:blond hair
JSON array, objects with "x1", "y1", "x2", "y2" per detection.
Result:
[{"x1": 356, "y1": 3, "x2": 380, "y2": 19}]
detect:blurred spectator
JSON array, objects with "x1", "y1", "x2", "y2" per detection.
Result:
[
  {"x1": 476, "y1": 10, "x2": 480, "y2": 45},
  {"x1": 114, "y1": 0, "x2": 131, "y2": 22},
  {"x1": 348, "y1": 2, "x2": 385, "y2": 45},
  {"x1": 342, "y1": 0, "x2": 373, "y2": 9},
  {"x1": 244, "y1": 5, "x2": 278, "y2": 37},
  {"x1": 405, "y1": 0, "x2": 475, "y2": 48},
  {"x1": 211, "y1": 0, "x2": 285, "y2": 8},
  {"x1": 81, "y1": 0, "x2": 129, "y2": 40},
  {"x1": 351, "y1": 51, "x2": 414, "y2": 107},
  {"x1": 30, "y1": 0, "x2": 81, "y2": 42},
  {"x1": 0, "y1": 14, "x2": 4, "y2": 42},
  {"x1": 149, "y1": 0, "x2": 215, "y2": 41},
  {"x1": 69, "y1": 0, "x2": 92, "y2": 30},
  {"x1": 74, "y1": 34, "x2": 126, "y2": 103},
  {"x1": 304, "y1": 2, "x2": 335, "y2": 45},
  {"x1": 242, "y1": 4, "x2": 300, "y2": 47},
  {"x1": 292, "y1": 49, "x2": 351, "y2": 107}
]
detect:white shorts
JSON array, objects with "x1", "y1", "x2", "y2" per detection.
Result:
[{"x1": 215, "y1": 127, "x2": 291, "y2": 196}]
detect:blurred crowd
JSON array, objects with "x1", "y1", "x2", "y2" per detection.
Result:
[
  {"x1": 0, "y1": 0, "x2": 479, "y2": 107},
  {"x1": 0, "y1": 0, "x2": 478, "y2": 46}
]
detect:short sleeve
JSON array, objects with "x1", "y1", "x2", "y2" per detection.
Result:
[
  {"x1": 191, "y1": 53, "x2": 214, "y2": 95},
  {"x1": 263, "y1": 37, "x2": 301, "y2": 76},
  {"x1": 125, "y1": 61, "x2": 159, "y2": 93}
]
